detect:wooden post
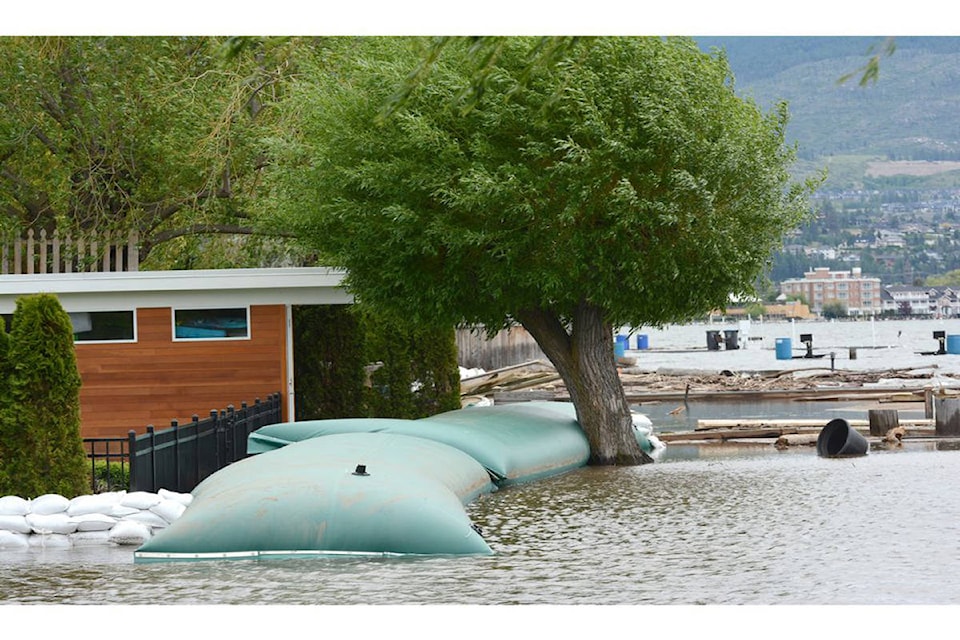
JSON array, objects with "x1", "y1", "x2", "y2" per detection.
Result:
[
  {"x1": 935, "y1": 397, "x2": 960, "y2": 436},
  {"x1": 925, "y1": 388, "x2": 935, "y2": 420},
  {"x1": 868, "y1": 409, "x2": 899, "y2": 437}
]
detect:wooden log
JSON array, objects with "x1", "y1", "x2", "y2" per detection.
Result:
[
  {"x1": 868, "y1": 409, "x2": 899, "y2": 437},
  {"x1": 775, "y1": 433, "x2": 820, "y2": 448}
]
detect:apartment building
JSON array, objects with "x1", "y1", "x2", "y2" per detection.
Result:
[{"x1": 779, "y1": 267, "x2": 882, "y2": 316}]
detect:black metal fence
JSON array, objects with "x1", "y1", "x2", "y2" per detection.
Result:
[{"x1": 82, "y1": 393, "x2": 283, "y2": 494}]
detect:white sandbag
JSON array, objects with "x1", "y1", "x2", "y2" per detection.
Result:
[
  {"x1": 68, "y1": 493, "x2": 121, "y2": 517},
  {"x1": 120, "y1": 491, "x2": 161, "y2": 510},
  {"x1": 150, "y1": 499, "x2": 186, "y2": 523},
  {"x1": 26, "y1": 512, "x2": 78, "y2": 535},
  {"x1": 158, "y1": 488, "x2": 194, "y2": 507},
  {"x1": 69, "y1": 530, "x2": 112, "y2": 546},
  {"x1": 0, "y1": 530, "x2": 30, "y2": 549},
  {"x1": 73, "y1": 513, "x2": 118, "y2": 532},
  {"x1": 0, "y1": 514, "x2": 32, "y2": 534},
  {"x1": 109, "y1": 504, "x2": 141, "y2": 518},
  {"x1": 122, "y1": 510, "x2": 169, "y2": 529},
  {"x1": 108, "y1": 520, "x2": 152, "y2": 546},
  {"x1": 0, "y1": 495, "x2": 31, "y2": 516},
  {"x1": 28, "y1": 533, "x2": 72, "y2": 549},
  {"x1": 29, "y1": 494, "x2": 70, "y2": 515}
]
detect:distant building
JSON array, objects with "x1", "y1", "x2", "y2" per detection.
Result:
[
  {"x1": 882, "y1": 285, "x2": 960, "y2": 317},
  {"x1": 779, "y1": 267, "x2": 882, "y2": 316}
]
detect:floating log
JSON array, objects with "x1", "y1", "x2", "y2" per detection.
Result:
[
  {"x1": 694, "y1": 418, "x2": 933, "y2": 430},
  {"x1": 775, "y1": 433, "x2": 819, "y2": 448}
]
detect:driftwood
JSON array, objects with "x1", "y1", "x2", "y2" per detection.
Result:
[{"x1": 460, "y1": 360, "x2": 561, "y2": 396}]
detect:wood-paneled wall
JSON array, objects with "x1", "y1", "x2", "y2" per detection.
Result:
[{"x1": 76, "y1": 305, "x2": 288, "y2": 439}]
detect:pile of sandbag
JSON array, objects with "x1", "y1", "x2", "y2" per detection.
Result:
[{"x1": 0, "y1": 488, "x2": 192, "y2": 551}]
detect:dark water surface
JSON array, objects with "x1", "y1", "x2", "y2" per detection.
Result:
[{"x1": 3, "y1": 443, "x2": 960, "y2": 609}]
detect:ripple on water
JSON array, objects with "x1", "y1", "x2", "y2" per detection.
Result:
[{"x1": 4, "y1": 446, "x2": 960, "y2": 604}]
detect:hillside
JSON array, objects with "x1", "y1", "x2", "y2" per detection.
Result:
[
  {"x1": 695, "y1": 36, "x2": 960, "y2": 189},
  {"x1": 690, "y1": 37, "x2": 960, "y2": 287}
]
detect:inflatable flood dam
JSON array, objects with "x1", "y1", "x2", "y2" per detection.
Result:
[{"x1": 134, "y1": 402, "x2": 644, "y2": 562}]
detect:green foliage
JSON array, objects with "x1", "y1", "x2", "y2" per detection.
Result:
[
  {"x1": 926, "y1": 269, "x2": 960, "y2": 286},
  {"x1": 292, "y1": 305, "x2": 367, "y2": 419},
  {"x1": 0, "y1": 323, "x2": 10, "y2": 489},
  {"x1": 292, "y1": 304, "x2": 460, "y2": 421},
  {"x1": 92, "y1": 461, "x2": 130, "y2": 493},
  {"x1": 744, "y1": 302, "x2": 767, "y2": 317},
  {"x1": 362, "y1": 309, "x2": 461, "y2": 419},
  {"x1": 0, "y1": 36, "x2": 328, "y2": 268},
  {"x1": 0, "y1": 294, "x2": 88, "y2": 498},
  {"x1": 821, "y1": 300, "x2": 848, "y2": 319},
  {"x1": 265, "y1": 36, "x2": 814, "y2": 332}
]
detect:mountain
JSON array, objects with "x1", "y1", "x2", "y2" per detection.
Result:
[{"x1": 694, "y1": 37, "x2": 960, "y2": 178}]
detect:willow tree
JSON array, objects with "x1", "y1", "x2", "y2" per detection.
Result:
[{"x1": 265, "y1": 36, "x2": 815, "y2": 465}]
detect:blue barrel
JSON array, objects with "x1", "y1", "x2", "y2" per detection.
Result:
[
  {"x1": 614, "y1": 335, "x2": 628, "y2": 358},
  {"x1": 775, "y1": 337, "x2": 792, "y2": 360},
  {"x1": 636, "y1": 334, "x2": 649, "y2": 350},
  {"x1": 948, "y1": 335, "x2": 960, "y2": 355}
]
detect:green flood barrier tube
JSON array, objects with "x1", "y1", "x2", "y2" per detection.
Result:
[
  {"x1": 134, "y1": 432, "x2": 495, "y2": 563},
  {"x1": 247, "y1": 401, "x2": 592, "y2": 486}
]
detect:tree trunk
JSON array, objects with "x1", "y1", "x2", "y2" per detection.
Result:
[{"x1": 517, "y1": 301, "x2": 652, "y2": 466}]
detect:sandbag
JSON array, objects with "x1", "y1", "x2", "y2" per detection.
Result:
[
  {"x1": 69, "y1": 530, "x2": 112, "y2": 546},
  {"x1": 136, "y1": 432, "x2": 494, "y2": 562},
  {"x1": 68, "y1": 493, "x2": 122, "y2": 517},
  {"x1": 0, "y1": 514, "x2": 32, "y2": 534},
  {"x1": 73, "y1": 513, "x2": 118, "y2": 532},
  {"x1": 109, "y1": 504, "x2": 142, "y2": 518},
  {"x1": 150, "y1": 499, "x2": 187, "y2": 523},
  {"x1": 109, "y1": 521, "x2": 152, "y2": 546},
  {"x1": 0, "y1": 530, "x2": 29, "y2": 549},
  {"x1": 25, "y1": 513, "x2": 78, "y2": 535},
  {"x1": 120, "y1": 491, "x2": 162, "y2": 510},
  {"x1": 0, "y1": 495, "x2": 30, "y2": 516},
  {"x1": 28, "y1": 533, "x2": 72, "y2": 549},
  {"x1": 30, "y1": 494, "x2": 70, "y2": 515},
  {"x1": 123, "y1": 510, "x2": 170, "y2": 529},
  {"x1": 158, "y1": 489, "x2": 194, "y2": 507}
]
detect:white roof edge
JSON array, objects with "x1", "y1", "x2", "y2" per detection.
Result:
[
  {"x1": 0, "y1": 267, "x2": 347, "y2": 292},
  {"x1": 0, "y1": 267, "x2": 353, "y2": 312}
]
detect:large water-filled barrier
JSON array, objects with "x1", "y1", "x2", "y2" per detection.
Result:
[{"x1": 135, "y1": 401, "x2": 651, "y2": 562}]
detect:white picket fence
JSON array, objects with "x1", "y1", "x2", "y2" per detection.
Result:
[{"x1": 0, "y1": 228, "x2": 139, "y2": 274}]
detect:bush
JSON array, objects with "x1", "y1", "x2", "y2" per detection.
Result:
[
  {"x1": 92, "y1": 461, "x2": 130, "y2": 493},
  {"x1": 0, "y1": 294, "x2": 88, "y2": 498},
  {"x1": 292, "y1": 304, "x2": 461, "y2": 421}
]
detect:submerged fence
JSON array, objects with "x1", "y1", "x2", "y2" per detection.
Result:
[{"x1": 82, "y1": 393, "x2": 283, "y2": 494}]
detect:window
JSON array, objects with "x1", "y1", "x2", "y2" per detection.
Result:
[
  {"x1": 174, "y1": 307, "x2": 249, "y2": 340},
  {"x1": 71, "y1": 311, "x2": 136, "y2": 342}
]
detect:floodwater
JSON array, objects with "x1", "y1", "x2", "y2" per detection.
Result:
[
  {"x1": 624, "y1": 317, "x2": 960, "y2": 377},
  {"x1": 4, "y1": 442, "x2": 960, "y2": 610},
  {"x1": 4, "y1": 319, "x2": 960, "y2": 630}
]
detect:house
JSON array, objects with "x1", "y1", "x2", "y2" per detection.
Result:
[{"x1": 0, "y1": 267, "x2": 351, "y2": 439}]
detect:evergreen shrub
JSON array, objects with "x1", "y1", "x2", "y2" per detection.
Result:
[{"x1": 0, "y1": 294, "x2": 88, "y2": 498}]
